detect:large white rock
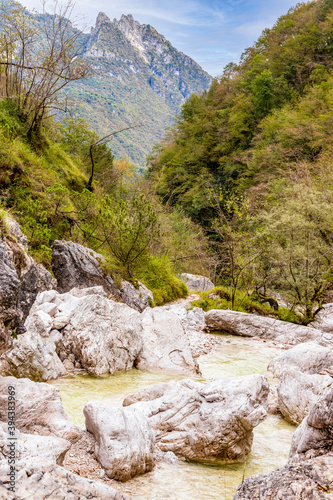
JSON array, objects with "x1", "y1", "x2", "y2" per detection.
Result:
[
  {"x1": 0, "y1": 423, "x2": 70, "y2": 465},
  {"x1": 84, "y1": 401, "x2": 155, "y2": 481},
  {"x1": 137, "y1": 308, "x2": 200, "y2": 374},
  {"x1": 290, "y1": 385, "x2": 333, "y2": 463},
  {"x1": 277, "y1": 369, "x2": 333, "y2": 425},
  {"x1": 0, "y1": 376, "x2": 81, "y2": 442},
  {"x1": 123, "y1": 374, "x2": 269, "y2": 462},
  {"x1": 60, "y1": 293, "x2": 142, "y2": 376},
  {"x1": 161, "y1": 304, "x2": 205, "y2": 331},
  {"x1": 180, "y1": 273, "x2": 214, "y2": 291},
  {"x1": 0, "y1": 458, "x2": 128, "y2": 499},
  {"x1": 0, "y1": 308, "x2": 66, "y2": 381},
  {"x1": 0, "y1": 286, "x2": 144, "y2": 380},
  {"x1": 51, "y1": 286, "x2": 103, "y2": 329},
  {"x1": 205, "y1": 310, "x2": 333, "y2": 346},
  {"x1": 268, "y1": 342, "x2": 333, "y2": 379}
]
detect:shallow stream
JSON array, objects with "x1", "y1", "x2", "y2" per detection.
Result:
[{"x1": 50, "y1": 333, "x2": 295, "y2": 500}]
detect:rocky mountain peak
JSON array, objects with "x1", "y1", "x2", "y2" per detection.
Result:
[
  {"x1": 113, "y1": 13, "x2": 149, "y2": 61},
  {"x1": 72, "y1": 11, "x2": 211, "y2": 166},
  {"x1": 119, "y1": 14, "x2": 136, "y2": 26},
  {"x1": 95, "y1": 12, "x2": 111, "y2": 30}
]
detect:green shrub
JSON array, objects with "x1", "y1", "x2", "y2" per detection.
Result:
[
  {"x1": 0, "y1": 207, "x2": 9, "y2": 237},
  {"x1": 137, "y1": 256, "x2": 188, "y2": 306},
  {"x1": 192, "y1": 286, "x2": 302, "y2": 324}
]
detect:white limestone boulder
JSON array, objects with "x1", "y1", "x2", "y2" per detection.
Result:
[
  {"x1": 123, "y1": 374, "x2": 269, "y2": 462},
  {"x1": 0, "y1": 308, "x2": 66, "y2": 381},
  {"x1": 0, "y1": 286, "x2": 143, "y2": 380},
  {"x1": 0, "y1": 458, "x2": 128, "y2": 499},
  {"x1": 205, "y1": 310, "x2": 333, "y2": 346},
  {"x1": 60, "y1": 293, "x2": 142, "y2": 376},
  {"x1": 161, "y1": 304, "x2": 205, "y2": 331},
  {"x1": 268, "y1": 342, "x2": 333, "y2": 379},
  {"x1": 0, "y1": 376, "x2": 81, "y2": 442},
  {"x1": 277, "y1": 369, "x2": 333, "y2": 425},
  {"x1": 84, "y1": 401, "x2": 155, "y2": 481},
  {"x1": 290, "y1": 385, "x2": 333, "y2": 463},
  {"x1": 180, "y1": 273, "x2": 214, "y2": 291},
  {"x1": 137, "y1": 307, "x2": 200, "y2": 374},
  {"x1": 0, "y1": 423, "x2": 70, "y2": 465}
]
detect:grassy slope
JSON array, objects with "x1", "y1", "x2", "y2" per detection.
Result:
[{"x1": 0, "y1": 100, "x2": 191, "y2": 304}]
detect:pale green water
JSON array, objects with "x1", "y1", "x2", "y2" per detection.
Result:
[{"x1": 50, "y1": 333, "x2": 295, "y2": 500}]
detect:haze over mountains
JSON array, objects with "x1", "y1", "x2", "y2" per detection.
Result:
[{"x1": 67, "y1": 12, "x2": 212, "y2": 167}]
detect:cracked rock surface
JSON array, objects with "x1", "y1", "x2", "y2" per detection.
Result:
[
  {"x1": 123, "y1": 374, "x2": 269, "y2": 461},
  {"x1": 84, "y1": 401, "x2": 155, "y2": 481}
]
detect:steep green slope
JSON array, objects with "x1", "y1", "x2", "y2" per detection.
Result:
[
  {"x1": 148, "y1": 0, "x2": 333, "y2": 221},
  {"x1": 0, "y1": 3, "x2": 211, "y2": 168},
  {"x1": 0, "y1": 97, "x2": 211, "y2": 303},
  {"x1": 147, "y1": 0, "x2": 333, "y2": 323}
]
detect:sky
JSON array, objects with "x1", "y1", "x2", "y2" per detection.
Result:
[{"x1": 18, "y1": 0, "x2": 298, "y2": 76}]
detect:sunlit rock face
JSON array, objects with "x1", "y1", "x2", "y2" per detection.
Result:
[
  {"x1": 84, "y1": 400, "x2": 155, "y2": 481},
  {"x1": 123, "y1": 374, "x2": 269, "y2": 462}
]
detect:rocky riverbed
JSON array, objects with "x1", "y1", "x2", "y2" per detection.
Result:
[
  {"x1": 48, "y1": 333, "x2": 295, "y2": 500},
  {"x1": 0, "y1": 225, "x2": 332, "y2": 499}
]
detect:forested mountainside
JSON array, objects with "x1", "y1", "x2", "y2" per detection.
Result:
[
  {"x1": 149, "y1": 0, "x2": 333, "y2": 324},
  {"x1": 0, "y1": 93, "x2": 213, "y2": 304},
  {"x1": 149, "y1": 0, "x2": 333, "y2": 221},
  {"x1": 0, "y1": 0, "x2": 212, "y2": 306}
]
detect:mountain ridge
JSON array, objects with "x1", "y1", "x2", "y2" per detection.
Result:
[{"x1": 64, "y1": 11, "x2": 212, "y2": 167}]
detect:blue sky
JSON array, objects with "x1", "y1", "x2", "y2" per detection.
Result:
[{"x1": 20, "y1": 0, "x2": 298, "y2": 76}]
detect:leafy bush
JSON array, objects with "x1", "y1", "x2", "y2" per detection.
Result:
[
  {"x1": 192, "y1": 286, "x2": 302, "y2": 324},
  {"x1": 99, "y1": 194, "x2": 160, "y2": 278},
  {"x1": 137, "y1": 256, "x2": 188, "y2": 306}
]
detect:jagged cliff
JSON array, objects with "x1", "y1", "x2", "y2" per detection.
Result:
[
  {"x1": 113, "y1": 14, "x2": 211, "y2": 104},
  {"x1": 67, "y1": 13, "x2": 211, "y2": 167}
]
